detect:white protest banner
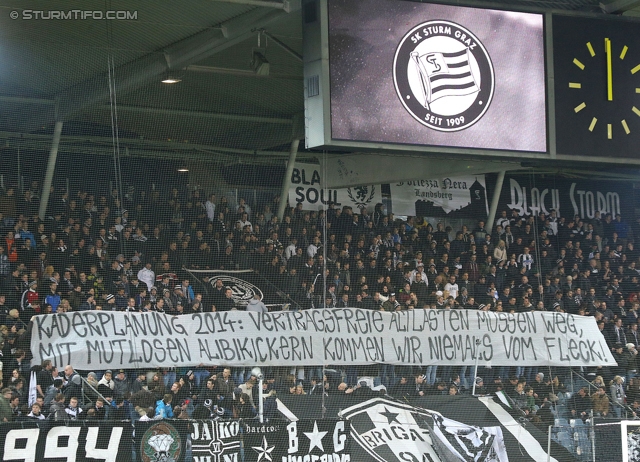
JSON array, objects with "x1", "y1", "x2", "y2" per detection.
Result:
[
  {"x1": 288, "y1": 162, "x2": 382, "y2": 211},
  {"x1": 31, "y1": 309, "x2": 615, "y2": 370},
  {"x1": 390, "y1": 175, "x2": 489, "y2": 218}
]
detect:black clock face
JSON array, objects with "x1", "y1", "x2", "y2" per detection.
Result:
[{"x1": 554, "y1": 14, "x2": 640, "y2": 158}]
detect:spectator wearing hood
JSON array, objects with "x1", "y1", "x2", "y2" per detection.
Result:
[
  {"x1": 246, "y1": 293, "x2": 268, "y2": 313},
  {"x1": 181, "y1": 371, "x2": 198, "y2": 401},
  {"x1": 473, "y1": 377, "x2": 488, "y2": 395},
  {"x1": 155, "y1": 393, "x2": 173, "y2": 419},
  {"x1": 64, "y1": 374, "x2": 83, "y2": 403},
  {"x1": 49, "y1": 393, "x2": 68, "y2": 421}
]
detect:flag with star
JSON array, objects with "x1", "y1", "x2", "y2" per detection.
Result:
[
  {"x1": 339, "y1": 397, "x2": 442, "y2": 462},
  {"x1": 243, "y1": 419, "x2": 350, "y2": 462},
  {"x1": 338, "y1": 396, "x2": 564, "y2": 462},
  {"x1": 339, "y1": 396, "x2": 508, "y2": 462},
  {"x1": 251, "y1": 435, "x2": 276, "y2": 462},
  {"x1": 277, "y1": 394, "x2": 574, "y2": 462}
]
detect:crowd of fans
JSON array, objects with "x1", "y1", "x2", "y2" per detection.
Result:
[{"x1": 0, "y1": 181, "x2": 639, "y2": 425}]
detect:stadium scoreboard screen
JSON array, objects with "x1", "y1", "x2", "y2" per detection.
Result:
[{"x1": 303, "y1": 0, "x2": 640, "y2": 165}]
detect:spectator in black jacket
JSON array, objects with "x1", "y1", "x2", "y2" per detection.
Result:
[
  {"x1": 217, "y1": 288, "x2": 235, "y2": 312},
  {"x1": 569, "y1": 387, "x2": 592, "y2": 420}
]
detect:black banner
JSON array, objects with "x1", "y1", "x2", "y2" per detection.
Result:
[
  {"x1": 134, "y1": 420, "x2": 190, "y2": 462},
  {"x1": 595, "y1": 420, "x2": 622, "y2": 462},
  {"x1": 244, "y1": 419, "x2": 350, "y2": 462},
  {"x1": 494, "y1": 174, "x2": 633, "y2": 221},
  {"x1": 0, "y1": 421, "x2": 131, "y2": 462},
  {"x1": 276, "y1": 394, "x2": 572, "y2": 462},
  {"x1": 190, "y1": 420, "x2": 241, "y2": 462},
  {"x1": 185, "y1": 269, "x2": 288, "y2": 308}
]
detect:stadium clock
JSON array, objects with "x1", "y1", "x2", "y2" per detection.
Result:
[
  {"x1": 567, "y1": 36, "x2": 640, "y2": 139},
  {"x1": 553, "y1": 14, "x2": 640, "y2": 158}
]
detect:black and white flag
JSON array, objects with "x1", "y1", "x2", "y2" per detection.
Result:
[
  {"x1": 339, "y1": 397, "x2": 507, "y2": 462},
  {"x1": 244, "y1": 419, "x2": 350, "y2": 462}
]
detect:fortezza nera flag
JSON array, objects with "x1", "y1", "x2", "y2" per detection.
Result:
[{"x1": 411, "y1": 48, "x2": 479, "y2": 107}]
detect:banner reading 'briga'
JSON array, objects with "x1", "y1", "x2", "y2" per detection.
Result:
[{"x1": 31, "y1": 308, "x2": 615, "y2": 370}]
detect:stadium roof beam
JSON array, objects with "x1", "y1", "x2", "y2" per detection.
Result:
[
  {"x1": 187, "y1": 64, "x2": 302, "y2": 80},
  {"x1": 38, "y1": 121, "x2": 63, "y2": 221},
  {"x1": 486, "y1": 170, "x2": 507, "y2": 235},
  {"x1": 0, "y1": 96, "x2": 293, "y2": 125},
  {"x1": 0, "y1": 130, "x2": 304, "y2": 161},
  {"x1": 103, "y1": 105, "x2": 293, "y2": 125},
  {"x1": 278, "y1": 139, "x2": 300, "y2": 221},
  {"x1": 53, "y1": 6, "x2": 299, "y2": 123},
  {"x1": 210, "y1": 0, "x2": 296, "y2": 12},
  {"x1": 261, "y1": 31, "x2": 304, "y2": 62},
  {"x1": 599, "y1": 0, "x2": 640, "y2": 13}
]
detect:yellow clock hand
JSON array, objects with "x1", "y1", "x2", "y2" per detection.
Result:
[{"x1": 606, "y1": 37, "x2": 613, "y2": 101}]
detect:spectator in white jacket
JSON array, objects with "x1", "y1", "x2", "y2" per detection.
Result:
[{"x1": 137, "y1": 262, "x2": 155, "y2": 291}]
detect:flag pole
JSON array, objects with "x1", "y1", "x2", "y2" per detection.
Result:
[
  {"x1": 410, "y1": 52, "x2": 431, "y2": 111},
  {"x1": 472, "y1": 338, "x2": 481, "y2": 395}
]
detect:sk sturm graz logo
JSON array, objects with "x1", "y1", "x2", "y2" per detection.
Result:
[
  {"x1": 209, "y1": 275, "x2": 263, "y2": 306},
  {"x1": 393, "y1": 20, "x2": 494, "y2": 132},
  {"x1": 140, "y1": 422, "x2": 182, "y2": 462},
  {"x1": 347, "y1": 185, "x2": 376, "y2": 209}
]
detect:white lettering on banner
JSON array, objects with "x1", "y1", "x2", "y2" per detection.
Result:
[
  {"x1": 507, "y1": 178, "x2": 621, "y2": 219},
  {"x1": 44, "y1": 427, "x2": 80, "y2": 462},
  {"x1": 284, "y1": 420, "x2": 350, "y2": 462},
  {"x1": 569, "y1": 183, "x2": 620, "y2": 219},
  {"x1": 2, "y1": 426, "x2": 124, "y2": 462},
  {"x1": 507, "y1": 179, "x2": 560, "y2": 217},
  {"x1": 287, "y1": 422, "x2": 299, "y2": 454},
  {"x1": 191, "y1": 420, "x2": 241, "y2": 462},
  {"x1": 4, "y1": 428, "x2": 39, "y2": 462},
  {"x1": 30, "y1": 309, "x2": 615, "y2": 369},
  {"x1": 288, "y1": 162, "x2": 381, "y2": 212},
  {"x1": 85, "y1": 426, "x2": 122, "y2": 462}
]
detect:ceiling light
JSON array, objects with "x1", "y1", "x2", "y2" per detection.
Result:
[
  {"x1": 251, "y1": 50, "x2": 270, "y2": 76},
  {"x1": 161, "y1": 76, "x2": 182, "y2": 84},
  {"x1": 177, "y1": 167, "x2": 189, "y2": 172}
]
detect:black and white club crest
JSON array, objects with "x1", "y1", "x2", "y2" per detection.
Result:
[
  {"x1": 340, "y1": 397, "x2": 438, "y2": 462},
  {"x1": 393, "y1": 20, "x2": 494, "y2": 132},
  {"x1": 209, "y1": 275, "x2": 263, "y2": 306},
  {"x1": 340, "y1": 397, "x2": 508, "y2": 462}
]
